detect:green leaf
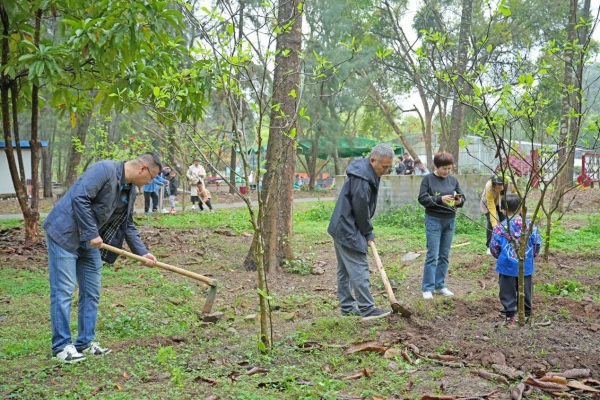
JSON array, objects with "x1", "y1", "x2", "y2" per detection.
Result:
[
  {"x1": 289, "y1": 89, "x2": 297, "y2": 99},
  {"x1": 153, "y1": 86, "x2": 160, "y2": 97},
  {"x1": 498, "y1": 3, "x2": 511, "y2": 17},
  {"x1": 487, "y1": 44, "x2": 493, "y2": 53}
]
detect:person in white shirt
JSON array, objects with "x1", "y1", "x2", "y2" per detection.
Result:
[
  {"x1": 186, "y1": 159, "x2": 206, "y2": 185},
  {"x1": 186, "y1": 159, "x2": 206, "y2": 210}
]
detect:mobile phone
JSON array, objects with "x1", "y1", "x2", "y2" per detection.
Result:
[{"x1": 454, "y1": 194, "x2": 464, "y2": 200}]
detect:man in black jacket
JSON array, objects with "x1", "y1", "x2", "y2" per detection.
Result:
[{"x1": 327, "y1": 144, "x2": 394, "y2": 321}]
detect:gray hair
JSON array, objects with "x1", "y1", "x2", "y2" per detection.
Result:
[{"x1": 370, "y1": 143, "x2": 395, "y2": 160}]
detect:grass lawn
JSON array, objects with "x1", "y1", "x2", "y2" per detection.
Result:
[{"x1": 1, "y1": 200, "x2": 600, "y2": 399}]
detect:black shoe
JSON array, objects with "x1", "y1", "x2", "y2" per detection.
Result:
[{"x1": 361, "y1": 308, "x2": 391, "y2": 321}]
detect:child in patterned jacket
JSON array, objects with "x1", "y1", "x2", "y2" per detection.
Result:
[{"x1": 489, "y1": 193, "x2": 542, "y2": 325}]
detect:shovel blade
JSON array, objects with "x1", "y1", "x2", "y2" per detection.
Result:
[
  {"x1": 202, "y1": 282, "x2": 218, "y2": 314},
  {"x1": 391, "y1": 302, "x2": 412, "y2": 318}
]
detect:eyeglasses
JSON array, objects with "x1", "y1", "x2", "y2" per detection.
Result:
[{"x1": 143, "y1": 164, "x2": 156, "y2": 181}]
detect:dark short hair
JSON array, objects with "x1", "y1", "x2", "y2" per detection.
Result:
[
  {"x1": 491, "y1": 175, "x2": 505, "y2": 186},
  {"x1": 502, "y1": 193, "x2": 522, "y2": 215},
  {"x1": 403, "y1": 152, "x2": 409, "y2": 156},
  {"x1": 137, "y1": 152, "x2": 162, "y2": 171},
  {"x1": 433, "y1": 152, "x2": 454, "y2": 168}
]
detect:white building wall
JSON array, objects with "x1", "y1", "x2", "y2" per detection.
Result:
[{"x1": 0, "y1": 149, "x2": 33, "y2": 196}]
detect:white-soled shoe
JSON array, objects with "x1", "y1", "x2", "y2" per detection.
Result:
[
  {"x1": 434, "y1": 287, "x2": 454, "y2": 296},
  {"x1": 79, "y1": 342, "x2": 112, "y2": 356},
  {"x1": 54, "y1": 344, "x2": 86, "y2": 364},
  {"x1": 486, "y1": 248, "x2": 492, "y2": 255},
  {"x1": 422, "y1": 291, "x2": 433, "y2": 300}
]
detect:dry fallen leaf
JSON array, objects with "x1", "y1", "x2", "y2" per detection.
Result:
[
  {"x1": 428, "y1": 354, "x2": 456, "y2": 362},
  {"x1": 194, "y1": 376, "x2": 218, "y2": 385},
  {"x1": 342, "y1": 368, "x2": 375, "y2": 380},
  {"x1": 566, "y1": 380, "x2": 600, "y2": 392},
  {"x1": 540, "y1": 376, "x2": 568, "y2": 385},
  {"x1": 344, "y1": 340, "x2": 389, "y2": 355},
  {"x1": 246, "y1": 367, "x2": 269, "y2": 376}
]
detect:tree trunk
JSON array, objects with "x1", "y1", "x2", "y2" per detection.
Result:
[
  {"x1": 566, "y1": 0, "x2": 591, "y2": 189},
  {"x1": 446, "y1": 0, "x2": 473, "y2": 167},
  {"x1": 42, "y1": 146, "x2": 52, "y2": 198},
  {"x1": 64, "y1": 108, "x2": 93, "y2": 188},
  {"x1": 229, "y1": 142, "x2": 237, "y2": 193},
  {"x1": 258, "y1": 0, "x2": 302, "y2": 273},
  {"x1": 553, "y1": 0, "x2": 577, "y2": 213},
  {"x1": 333, "y1": 147, "x2": 341, "y2": 175}
]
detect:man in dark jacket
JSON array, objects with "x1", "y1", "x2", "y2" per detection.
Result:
[
  {"x1": 42, "y1": 152, "x2": 161, "y2": 363},
  {"x1": 327, "y1": 144, "x2": 394, "y2": 321}
]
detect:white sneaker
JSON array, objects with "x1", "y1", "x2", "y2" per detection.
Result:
[
  {"x1": 80, "y1": 342, "x2": 112, "y2": 356},
  {"x1": 161, "y1": 208, "x2": 168, "y2": 214},
  {"x1": 422, "y1": 291, "x2": 433, "y2": 300},
  {"x1": 434, "y1": 287, "x2": 454, "y2": 296},
  {"x1": 486, "y1": 248, "x2": 492, "y2": 255},
  {"x1": 190, "y1": 205, "x2": 196, "y2": 210},
  {"x1": 54, "y1": 344, "x2": 86, "y2": 364}
]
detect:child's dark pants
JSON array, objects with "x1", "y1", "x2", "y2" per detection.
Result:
[{"x1": 499, "y1": 274, "x2": 532, "y2": 318}]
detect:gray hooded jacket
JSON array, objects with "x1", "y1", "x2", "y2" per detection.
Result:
[{"x1": 327, "y1": 157, "x2": 380, "y2": 254}]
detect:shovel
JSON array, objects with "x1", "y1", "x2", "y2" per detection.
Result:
[
  {"x1": 101, "y1": 243, "x2": 218, "y2": 314},
  {"x1": 369, "y1": 241, "x2": 412, "y2": 318}
]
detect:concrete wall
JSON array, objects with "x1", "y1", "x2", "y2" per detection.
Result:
[
  {"x1": 0, "y1": 149, "x2": 33, "y2": 196},
  {"x1": 334, "y1": 174, "x2": 490, "y2": 219}
]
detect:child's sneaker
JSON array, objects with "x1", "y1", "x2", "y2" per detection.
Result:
[
  {"x1": 161, "y1": 208, "x2": 169, "y2": 214},
  {"x1": 434, "y1": 287, "x2": 454, "y2": 296},
  {"x1": 54, "y1": 344, "x2": 86, "y2": 364},
  {"x1": 144, "y1": 212, "x2": 151, "y2": 216},
  {"x1": 504, "y1": 316, "x2": 517, "y2": 326},
  {"x1": 210, "y1": 209, "x2": 215, "y2": 213},
  {"x1": 190, "y1": 205, "x2": 196, "y2": 210},
  {"x1": 169, "y1": 208, "x2": 177, "y2": 214},
  {"x1": 422, "y1": 291, "x2": 433, "y2": 300},
  {"x1": 79, "y1": 342, "x2": 112, "y2": 356},
  {"x1": 486, "y1": 248, "x2": 492, "y2": 255}
]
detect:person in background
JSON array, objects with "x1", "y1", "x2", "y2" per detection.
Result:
[
  {"x1": 197, "y1": 181, "x2": 214, "y2": 213},
  {"x1": 42, "y1": 152, "x2": 160, "y2": 363},
  {"x1": 394, "y1": 156, "x2": 406, "y2": 175},
  {"x1": 189, "y1": 181, "x2": 200, "y2": 210},
  {"x1": 418, "y1": 152, "x2": 465, "y2": 300},
  {"x1": 402, "y1": 152, "x2": 414, "y2": 175},
  {"x1": 186, "y1": 159, "x2": 206, "y2": 186},
  {"x1": 480, "y1": 175, "x2": 507, "y2": 254},
  {"x1": 143, "y1": 174, "x2": 168, "y2": 215},
  {"x1": 489, "y1": 194, "x2": 542, "y2": 325},
  {"x1": 413, "y1": 159, "x2": 430, "y2": 176},
  {"x1": 167, "y1": 170, "x2": 179, "y2": 214},
  {"x1": 327, "y1": 144, "x2": 395, "y2": 321}
]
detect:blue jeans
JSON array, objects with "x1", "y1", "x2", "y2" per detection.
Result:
[
  {"x1": 334, "y1": 241, "x2": 376, "y2": 315},
  {"x1": 422, "y1": 215, "x2": 455, "y2": 292},
  {"x1": 47, "y1": 234, "x2": 102, "y2": 354}
]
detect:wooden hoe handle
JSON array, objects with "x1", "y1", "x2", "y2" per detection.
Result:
[{"x1": 100, "y1": 243, "x2": 216, "y2": 287}]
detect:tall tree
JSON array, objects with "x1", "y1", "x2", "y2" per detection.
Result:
[
  {"x1": 445, "y1": 0, "x2": 473, "y2": 164},
  {"x1": 261, "y1": 0, "x2": 303, "y2": 273},
  {"x1": 0, "y1": 0, "x2": 208, "y2": 243}
]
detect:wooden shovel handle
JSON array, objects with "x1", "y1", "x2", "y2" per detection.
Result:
[
  {"x1": 369, "y1": 242, "x2": 398, "y2": 303},
  {"x1": 100, "y1": 243, "x2": 216, "y2": 286}
]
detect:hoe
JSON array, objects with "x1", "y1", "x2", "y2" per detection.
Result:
[{"x1": 101, "y1": 243, "x2": 218, "y2": 314}]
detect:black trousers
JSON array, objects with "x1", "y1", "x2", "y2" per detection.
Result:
[
  {"x1": 499, "y1": 274, "x2": 532, "y2": 318},
  {"x1": 486, "y1": 206, "x2": 506, "y2": 246},
  {"x1": 199, "y1": 199, "x2": 213, "y2": 211},
  {"x1": 144, "y1": 191, "x2": 159, "y2": 212}
]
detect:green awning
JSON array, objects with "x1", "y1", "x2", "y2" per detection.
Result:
[{"x1": 297, "y1": 137, "x2": 404, "y2": 160}]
